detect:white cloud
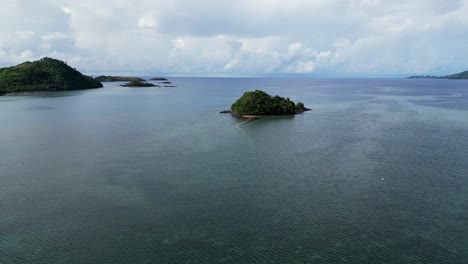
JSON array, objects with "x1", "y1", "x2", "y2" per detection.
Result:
[
  {"x1": 138, "y1": 13, "x2": 158, "y2": 29},
  {"x1": 62, "y1": 7, "x2": 71, "y2": 15},
  {"x1": 285, "y1": 60, "x2": 316, "y2": 73},
  {"x1": 172, "y1": 39, "x2": 185, "y2": 50},
  {"x1": 41, "y1": 32, "x2": 68, "y2": 41},
  {"x1": 358, "y1": 0, "x2": 380, "y2": 7},
  {"x1": 14, "y1": 31, "x2": 36, "y2": 40},
  {"x1": 0, "y1": 0, "x2": 467, "y2": 76}
]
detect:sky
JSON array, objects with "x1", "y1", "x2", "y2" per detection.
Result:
[{"x1": 1, "y1": 0, "x2": 468, "y2": 77}]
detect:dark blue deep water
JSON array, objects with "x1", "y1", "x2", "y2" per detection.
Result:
[{"x1": 1, "y1": 78, "x2": 468, "y2": 263}]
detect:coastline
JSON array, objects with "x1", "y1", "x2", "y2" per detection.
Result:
[
  {"x1": 222, "y1": 110, "x2": 309, "y2": 119},
  {"x1": 2, "y1": 87, "x2": 102, "y2": 96},
  {"x1": 221, "y1": 110, "x2": 263, "y2": 119}
]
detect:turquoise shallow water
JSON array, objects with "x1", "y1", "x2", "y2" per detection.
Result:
[{"x1": 1, "y1": 78, "x2": 468, "y2": 263}]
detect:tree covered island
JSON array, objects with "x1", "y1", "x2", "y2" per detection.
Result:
[
  {"x1": 0, "y1": 57, "x2": 103, "y2": 95},
  {"x1": 120, "y1": 80, "x2": 158, "y2": 87},
  {"x1": 94, "y1": 76, "x2": 145, "y2": 82},
  {"x1": 226, "y1": 90, "x2": 310, "y2": 118}
]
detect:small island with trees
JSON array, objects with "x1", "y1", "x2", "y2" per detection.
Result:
[
  {"x1": 94, "y1": 76, "x2": 145, "y2": 82},
  {"x1": 120, "y1": 80, "x2": 158, "y2": 87},
  {"x1": 221, "y1": 90, "x2": 310, "y2": 118},
  {"x1": 0, "y1": 57, "x2": 102, "y2": 95}
]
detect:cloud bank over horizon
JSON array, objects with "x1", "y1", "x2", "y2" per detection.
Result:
[{"x1": 1, "y1": 0, "x2": 468, "y2": 76}]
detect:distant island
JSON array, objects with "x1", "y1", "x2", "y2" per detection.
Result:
[
  {"x1": 120, "y1": 80, "x2": 157, "y2": 87},
  {"x1": 151, "y1": 77, "x2": 176, "y2": 87},
  {"x1": 95, "y1": 76, "x2": 176, "y2": 87},
  {"x1": 94, "y1": 76, "x2": 145, "y2": 82},
  {"x1": 0, "y1": 57, "x2": 102, "y2": 95},
  {"x1": 222, "y1": 90, "x2": 310, "y2": 118},
  {"x1": 408, "y1": 70, "x2": 468, "y2": 79}
]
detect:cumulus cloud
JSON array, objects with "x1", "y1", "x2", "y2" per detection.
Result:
[{"x1": 0, "y1": 0, "x2": 467, "y2": 76}]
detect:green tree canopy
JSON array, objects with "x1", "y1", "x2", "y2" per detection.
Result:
[
  {"x1": 231, "y1": 90, "x2": 309, "y2": 116},
  {"x1": 0, "y1": 57, "x2": 102, "y2": 94},
  {"x1": 121, "y1": 80, "x2": 157, "y2": 87}
]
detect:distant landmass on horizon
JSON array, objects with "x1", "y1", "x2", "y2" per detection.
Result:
[{"x1": 408, "y1": 70, "x2": 468, "y2": 79}]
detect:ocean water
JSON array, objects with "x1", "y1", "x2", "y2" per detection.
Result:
[{"x1": 0, "y1": 78, "x2": 467, "y2": 264}]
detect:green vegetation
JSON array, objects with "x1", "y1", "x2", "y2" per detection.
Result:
[
  {"x1": 230, "y1": 90, "x2": 310, "y2": 116},
  {"x1": 121, "y1": 80, "x2": 157, "y2": 87},
  {"x1": 95, "y1": 76, "x2": 145, "y2": 82},
  {"x1": 408, "y1": 70, "x2": 468, "y2": 79},
  {"x1": 295, "y1": 102, "x2": 309, "y2": 112},
  {"x1": 443, "y1": 71, "x2": 468, "y2": 79},
  {"x1": 0, "y1": 57, "x2": 102, "y2": 95}
]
